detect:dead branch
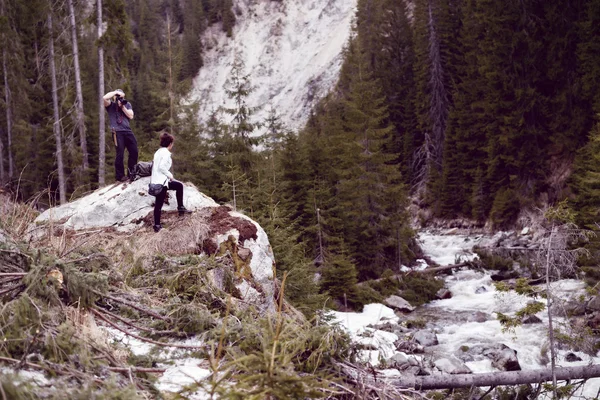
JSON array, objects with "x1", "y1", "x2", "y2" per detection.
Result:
[
  {"x1": 107, "y1": 366, "x2": 166, "y2": 373},
  {"x1": 93, "y1": 306, "x2": 181, "y2": 336},
  {"x1": 91, "y1": 289, "x2": 170, "y2": 321},
  {"x1": 0, "y1": 284, "x2": 24, "y2": 297},
  {"x1": 61, "y1": 253, "x2": 108, "y2": 264},
  {"x1": 90, "y1": 307, "x2": 204, "y2": 350},
  {"x1": 0, "y1": 249, "x2": 33, "y2": 261},
  {"x1": 0, "y1": 277, "x2": 24, "y2": 285},
  {"x1": 0, "y1": 356, "x2": 102, "y2": 384},
  {"x1": 0, "y1": 273, "x2": 27, "y2": 277}
]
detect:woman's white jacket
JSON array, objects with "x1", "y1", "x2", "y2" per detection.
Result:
[{"x1": 151, "y1": 147, "x2": 174, "y2": 186}]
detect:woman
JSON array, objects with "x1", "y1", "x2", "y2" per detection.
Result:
[{"x1": 150, "y1": 131, "x2": 192, "y2": 232}]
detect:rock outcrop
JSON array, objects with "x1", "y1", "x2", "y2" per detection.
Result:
[{"x1": 27, "y1": 178, "x2": 276, "y2": 313}]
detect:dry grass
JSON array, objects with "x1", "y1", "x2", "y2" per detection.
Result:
[
  {"x1": 26, "y1": 207, "x2": 214, "y2": 272},
  {"x1": 0, "y1": 192, "x2": 40, "y2": 238},
  {"x1": 64, "y1": 306, "x2": 130, "y2": 364},
  {"x1": 135, "y1": 209, "x2": 212, "y2": 257}
]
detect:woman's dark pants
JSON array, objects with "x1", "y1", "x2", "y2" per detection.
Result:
[{"x1": 154, "y1": 180, "x2": 184, "y2": 225}]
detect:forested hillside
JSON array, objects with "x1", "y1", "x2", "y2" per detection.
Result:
[{"x1": 2, "y1": 0, "x2": 600, "y2": 306}]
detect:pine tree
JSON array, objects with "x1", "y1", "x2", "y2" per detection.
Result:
[
  {"x1": 355, "y1": 0, "x2": 417, "y2": 183},
  {"x1": 335, "y1": 42, "x2": 410, "y2": 279},
  {"x1": 252, "y1": 139, "x2": 324, "y2": 315},
  {"x1": 479, "y1": 0, "x2": 549, "y2": 211},
  {"x1": 439, "y1": 0, "x2": 486, "y2": 218},
  {"x1": 320, "y1": 250, "x2": 359, "y2": 308},
  {"x1": 223, "y1": 55, "x2": 260, "y2": 145},
  {"x1": 570, "y1": 121, "x2": 600, "y2": 229},
  {"x1": 411, "y1": 0, "x2": 452, "y2": 203},
  {"x1": 578, "y1": 0, "x2": 600, "y2": 115},
  {"x1": 222, "y1": 54, "x2": 259, "y2": 175},
  {"x1": 178, "y1": 0, "x2": 204, "y2": 82}
]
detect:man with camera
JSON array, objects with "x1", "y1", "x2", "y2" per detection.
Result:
[{"x1": 103, "y1": 89, "x2": 138, "y2": 182}]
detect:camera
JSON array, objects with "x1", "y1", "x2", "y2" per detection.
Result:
[{"x1": 116, "y1": 94, "x2": 128, "y2": 105}]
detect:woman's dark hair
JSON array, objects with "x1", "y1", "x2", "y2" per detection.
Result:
[{"x1": 159, "y1": 131, "x2": 174, "y2": 148}]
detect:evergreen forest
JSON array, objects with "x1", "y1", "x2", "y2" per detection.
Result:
[{"x1": 2, "y1": 0, "x2": 600, "y2": 308}]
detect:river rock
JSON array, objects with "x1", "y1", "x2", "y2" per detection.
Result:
[
  {"x1": 478, "y1": 231, "x2": 509, "y2": 248},
  {"x1": 475, "y1": 286, "x2": 488, "y2": 294},
  {"x1": 587, "y1": 296, "x2": 600, "y2": 312},
  {"x1": 551, "y1": 300, "x2": 586, "y2": 317},
  {"x1": 434, "y1": 357, "x2": 472, "y2": 374},
  {"x1": 489, "y1": 344, "x2": 521, "y2": 371},
  {"x1": 412, "y1": 330, "x2": 439, "y2": 347},
  {"x1": 456, "y1": 344, "x2": 485, "y2": 362},
  {"x1": 522, "y1": 315, "x2": 542, "y2": 324},
  {"x1": 490, "y1": 270, "x2": 519, "y2": 281},
  {"x1": 565, "y1": 352, "x2": 583, "y2": 362},
  {"x1": 587, "y1": 312, "x2": 600, "y2": 330},
  {"x1": 394, "y1": 340, "x2": 424, "y2": 354},
  {"x1": 436, "y1": 288, "x2": 452, "y2": 300},
  {"x1": 387, "y1": 352, "x2": 409, "y2": 368},
  {"x1": 404, "y1": 365, "x2": 422, "y2": 376},
  {"x1": 368, "y1": 321, "x2": 409, "y2": 336},
  {"x1": 467, "y1": 311, "x2": 489, "y2": 323},
  {"x1": 385, "y1": 295, "x2": 415, "y2": 313},
  {"x1": 456, "y1": 343, "x2": 520, "y2": 371}
]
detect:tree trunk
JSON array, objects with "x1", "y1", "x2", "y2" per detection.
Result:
[
  {"x1": 545, "y1": 226, "x2": 557, "y2": 393},
  {"x1": 396, "y1": 364, "x2": 600, "y2": 390},
  {"x1": 47, "y1": 11, "x2": 67, "y2": 205},
  {"x1": 97, "y1": 0, "x2": 106, "y2": 186},
  {"x1": 1, "y1": 50, "x2": 9, "y2": 184},
  {"x1": 1, "y1": 0, "x2": 14, "y2": 181},
  {"x1": 427, "y1": 1, "x2": 448, "y2": 169},
  {"x1": 67, "y1": 0, "x2": 88, "y2": 170},
  {"x1": 166, "y1": 14, "x2": 174, "y2": 131}
]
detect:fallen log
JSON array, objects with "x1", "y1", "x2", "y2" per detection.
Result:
[
  {"x1": 357, "y1": 262, "x2": 470, "y2": 287},
  {"x1": 396, "y1": 364, "x2": 600, "y2": 390},
  {"x1": 416, "y1": 262, "x2": 469, "y2": 274}
]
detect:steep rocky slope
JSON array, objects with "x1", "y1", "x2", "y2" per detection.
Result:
[{"x1": 188, "y1": 0, "x2": 357, "y2": 134}]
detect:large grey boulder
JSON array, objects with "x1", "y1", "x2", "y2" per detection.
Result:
[
  {"x1": 434, "y1": 357, "x2": 472, "y2": 374},
  {"x1": 27, "y1": 178, "x2": 276, "y2": 313},
  {"x1": 385, "y1": 295, "x2": 415, "y2": 313}
]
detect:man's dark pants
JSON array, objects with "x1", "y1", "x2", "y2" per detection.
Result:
[{"x1": 115, "y1": 131, "x2": 138, "y2": 180}]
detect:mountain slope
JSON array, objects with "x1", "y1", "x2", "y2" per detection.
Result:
[{"x1": 187, "y1": 0, "x2": 357, "y2": 134}]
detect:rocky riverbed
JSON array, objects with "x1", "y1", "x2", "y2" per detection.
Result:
[{"x1": 331, "y1": 229, "x2": 600, "y2": 399}]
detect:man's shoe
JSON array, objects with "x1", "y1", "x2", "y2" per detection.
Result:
[
  {"x1": 117, "y1": 176, "x2": 129, "y2": 182},
  {"x1": 178, "y1": 206, "x2": 192, "y2": 216},
  {"x1": 153, "y1": 224, "x2": 162, "y2": 233}
]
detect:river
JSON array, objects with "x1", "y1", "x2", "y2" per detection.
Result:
[{"x1": 332, "y1": 230, "x2": 600, "y2": 399}]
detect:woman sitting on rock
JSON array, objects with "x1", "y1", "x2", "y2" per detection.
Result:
[{"x1": 150, "y1": 131, "x2": 192, "y2": 232}]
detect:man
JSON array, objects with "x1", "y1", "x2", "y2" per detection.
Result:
[{"x1": 103, "y1": 89, "x2": 138, "y2": 182}]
